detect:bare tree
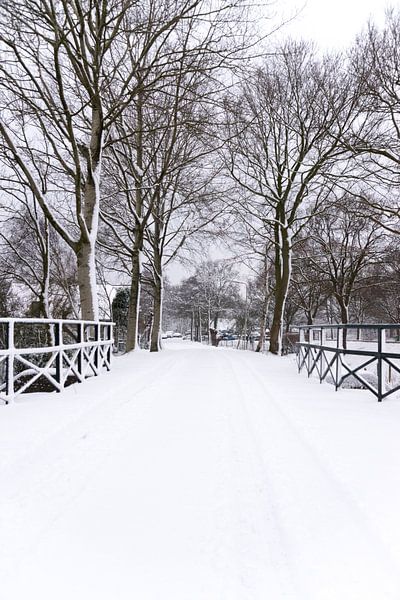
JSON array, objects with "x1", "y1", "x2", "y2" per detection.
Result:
[
  {"x1": 223, "y1": 42, "x2": 360, "y2": 353},
  {"x1": 0, "y1": 0, "x2": 236, "y2": 319},
  {"x1": 349, "y1": 10, "x2": 400, "y2": 233},
  {"x1": 164, "y1": 260, "x2": 241, "y2": 343},
  {"x1": 101, "y1": 69, "x2": 224, "y2": 351},
  {"x1": 307, "y1": 199, "x2": 385, "y2": 346},
  {"x1": 290, "y1": 237, "x2": 331, "y2": 325},
  {"x1": 0, "y1": 190, "x2": 51, "y2": 317},
  {"x1": 98, "y1": 0, "x2": 265, "y2": 351},
  {"x1": 0, "y1": 279, "x2": 21, "y2": 317},
  {"x1": 50, "y1": 242, "x2": 80, "y2": 319},
  {"x1": 350, "y1": 241, "x2": 400, "y2": 324}
]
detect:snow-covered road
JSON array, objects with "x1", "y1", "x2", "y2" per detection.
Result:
[{"x1": 1, "y1": 341, "x2": 400, "y2": 599}]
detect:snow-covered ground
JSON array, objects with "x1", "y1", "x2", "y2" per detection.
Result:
[{"x1": 1, "y1": 339, "x2": 400, "y2": 599}]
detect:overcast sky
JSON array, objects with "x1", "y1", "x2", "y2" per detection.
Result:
[{"x1": 276, "y1": 0, "x2": 389, "y2": 50}]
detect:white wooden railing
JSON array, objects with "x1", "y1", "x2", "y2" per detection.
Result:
[{"x1": 0, "y1": 318, "x2": 114, "y2": 404}]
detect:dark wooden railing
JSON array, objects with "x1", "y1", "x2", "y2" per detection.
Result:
[
  {"x1": 296, "y1": 324, "x2": 400, "y2": 402},
  {"x1": 0, "y1": 318, "x2": 114, "y2": 404}
]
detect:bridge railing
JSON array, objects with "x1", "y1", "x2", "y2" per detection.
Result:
[
  {"x1": 296, "y1": 324, "x2": 400, "y2": 402},
  {"x1": 0, "y1": 318, "x2": 114, "y2": 404}
]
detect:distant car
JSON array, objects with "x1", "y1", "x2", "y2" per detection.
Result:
[
  {"x1": 162, "y1": 331, "x2": 174, "y2": 339},
  {"x1": 172, "y1": 332, "x2": 182, "y2": 338},
  {"x1": 221, "y1": 333, "x2": 237, "y2": 341},
  {"x1": 220, "y1": 331, "x2": 235, "y2": 340}
]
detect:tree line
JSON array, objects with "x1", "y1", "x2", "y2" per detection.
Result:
[{"x1": 1, "y1": 2, "x2": 400, "y2": 354}]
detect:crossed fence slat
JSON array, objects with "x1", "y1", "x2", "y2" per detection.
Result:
[
  {"x1": 0, "y1": 318, "x2": 114, "y2": 404},
  {"x1": 296, "y1": 324, "x2": 400, "y2": 402}
]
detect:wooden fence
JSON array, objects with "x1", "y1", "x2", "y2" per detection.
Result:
[
  {"x1": 0, "y1": 318, "x2": 114, "y2": 404},
  {"x1": 297, "y1": 324, "x2": 400, "y2": 402}
]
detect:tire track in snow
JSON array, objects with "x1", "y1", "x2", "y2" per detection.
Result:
[
  {"x1": 214, "y1": 350, "x2": 302, "y2": 599},
  {"x1": 239, "y1": 350, "x2": 400, "y2": 563},
  {"x1": 219, "y1": 348, "x2": 400, "y2": 599}
]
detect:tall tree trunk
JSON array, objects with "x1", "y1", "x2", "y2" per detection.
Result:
[
  {"x1": 40, "y1": 217, "x2": 50, "y2": 319},
  {"x1": 338, "y1": 299, "x2": 349, "y2": 350},
  {"x1": 256, "y1": 305, "x2": 268, "y2": 353},
  {"x1": 126, "y1": 246, "x2": 141, "y2": 351},
  {"x1": 150, "y1": 274, "x2": 163, "y2": 352},
  {"x1": 269, "y1": 224, "x2": 291, "y2": 355},
  {"x1": 38, "y1": 286, "x2": 49, "y2": 319},
  {"x1": 77, "y1": 103, "x2": 103, "y2": 321},
  {"x1": 77, "y1": 240, "x2": 98, "y2": 320},
  {"x1": 256, "y1": 293, "x2": 270, "y2": 353},
  {"x1": 0, "y1": 118, "x2": 102, "y2": 322},
  {"x1": 150, "y1": 233, "x2": 163, "y2": 352},
  {"x1": 213, "y1": 313, "x2": 219, "y2": 329},
  {"x1": 125, "y1": 89, "x2": 144, "y2": 351},
  {"x1": 256, "y1": 249, "x2": 270, "y2": 353},
  {"x1": 208, "y1": 302, "x2": 211, "y2": 345},
  {"x1": 198, "y1": 305, "x2": 202, "y2": 342}
]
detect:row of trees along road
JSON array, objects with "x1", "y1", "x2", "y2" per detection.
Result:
[
  {"x1": 163, "y1": 221, "x2": 398, "y2": 353},
  {"x1": 217, "y1": 12, "x2": 400, "y2": 353},
  {"x1": 0, "y1": 0, "x2": 261, "y2": 350},
  {"x1": 2, "y1": 5, "x2": 400, "y2": 353}
]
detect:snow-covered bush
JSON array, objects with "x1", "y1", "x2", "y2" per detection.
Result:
[{"x1": 327, "y1": 369, "x2": 388, "y2": 391}]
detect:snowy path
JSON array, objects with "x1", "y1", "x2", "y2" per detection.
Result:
[{"x1": 1, "y1": 341, "x2": 400, "y2": 599}]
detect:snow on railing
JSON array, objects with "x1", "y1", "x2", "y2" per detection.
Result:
[
  {"x1": 0, "y1": 318, "x2": 114, "y2": 404},
  {"x1": 296, "y1": 323, "x2": 400, "y2": 402}
]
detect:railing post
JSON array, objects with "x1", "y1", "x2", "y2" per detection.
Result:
[
  {"x1": 377, "y1": 327, "x2": 386, "y2": 402},
  {"x1": 335, "y1": 327, "x2": 342, "y2": 390},
  {"x1": 307, "y1": 328, "x2": 312, "y2": 377},
  {"x1": 77, "y1": 321, "x2": 84, "y2": 379},
  {"x1": 382, "y1": 327, "x2": 388, "y2": 393},
  {"x1": 106, "y1": 324, "x2": 112, "y2": 370},
  {"x1": 6, "y1": 320, "x2": 14, "y2": 403},
  {"x1": 94, "y1": 323, "x2": 100, "y2": 372},
  {"x1": 54, "y1": 321, "x2": 63, "y2": 391},
  {"x1": 298, "y1": 327, "x2": 304, "y2": 372},
  {"x1": 320, "y1": 327, "x2": 326, "y2": 382}
]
